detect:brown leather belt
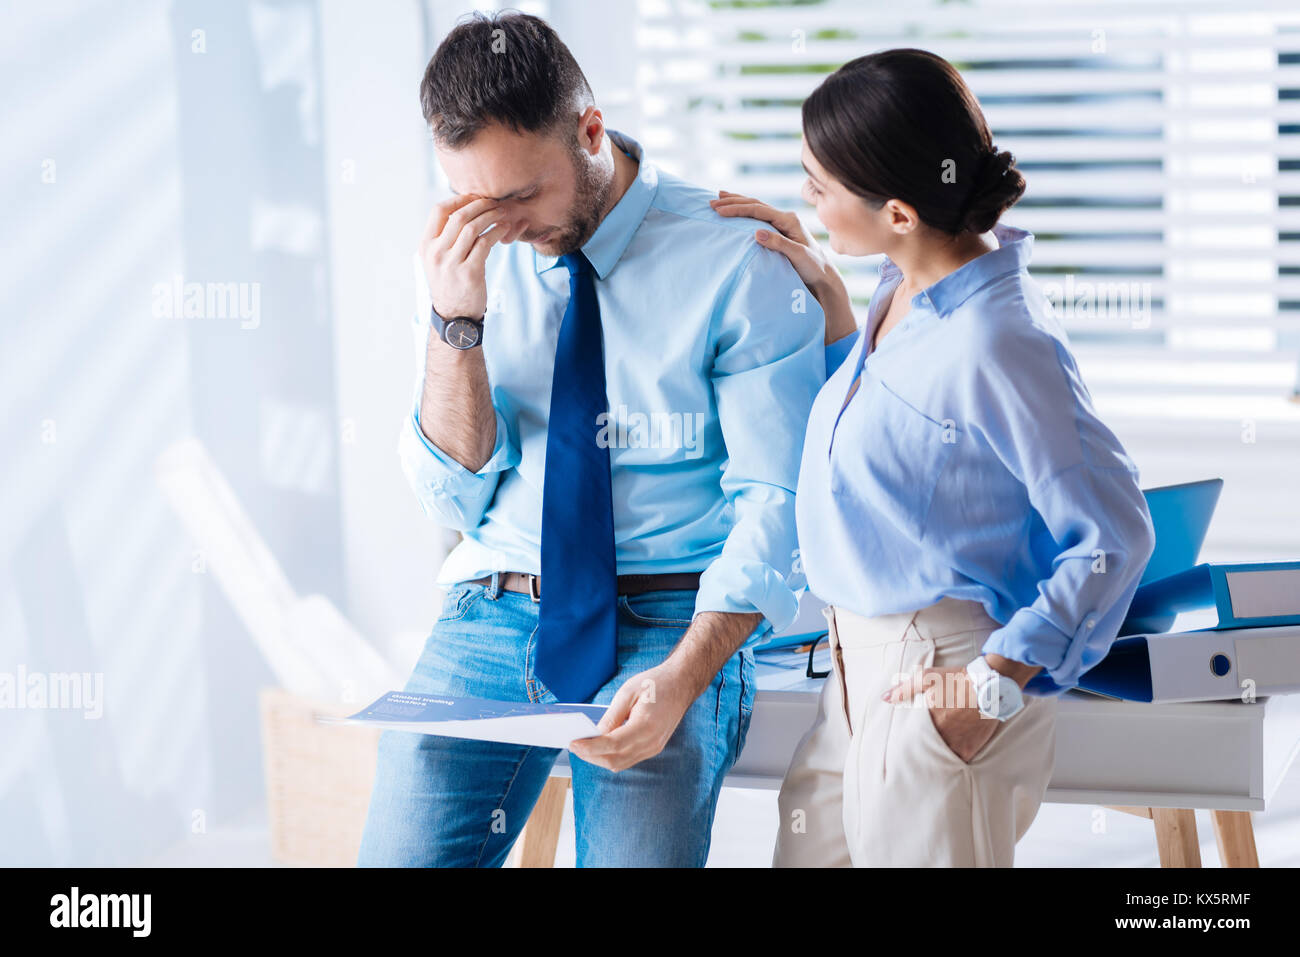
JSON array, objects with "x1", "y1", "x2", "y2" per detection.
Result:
[{"x1": 466, "y1": 571, "x2": 702, "y2": 602}]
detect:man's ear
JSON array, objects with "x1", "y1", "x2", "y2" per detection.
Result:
[{"x1": 577, "y1": 105, "x2": 605, "y2": 155}]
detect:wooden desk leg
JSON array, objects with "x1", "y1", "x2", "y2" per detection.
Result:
[
  {"x1": 513, "y1": 776, "x2": 569, "y2": 868},
  {"x1": 1151, "y1": 808, "x2": 1202, "y2": 867},
  {"x1": 1210, "y1": 810, "x2": 1259, "y2": 868}
]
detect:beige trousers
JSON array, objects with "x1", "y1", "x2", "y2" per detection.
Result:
[{"x1": 772, "y1": 596, "x2": 1058, "y2": 867}]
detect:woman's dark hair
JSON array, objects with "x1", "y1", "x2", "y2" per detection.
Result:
[
  {"x1": 802, "y1": 49, "x2": 1025, "y2": 234},
  {"x1": 420, "y1": 11, "x2": 593, "y2": 148}
]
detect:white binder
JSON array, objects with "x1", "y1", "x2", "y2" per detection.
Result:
[{"x1": 1079, "y1": 623, "x2": 1300, "y2": 703}]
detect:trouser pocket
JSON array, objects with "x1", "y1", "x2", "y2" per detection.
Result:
[
  {"x1": 824, "y1": 605, "x2": 854, "y2": 735},
  {"x1": 836, "y1": 612, "x2": 917, "y2": 785},
  {"x1": 879, "y1": 626, "x2": 935, "y2": 779}
]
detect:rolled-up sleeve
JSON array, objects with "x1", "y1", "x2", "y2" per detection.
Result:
[
  {"x1": 970, "y1": 324, "x2": 1156, "y2": 694},
  {"x1": 824, "y1": 327, "x2": 859, "y2": 378},
  {"x1": 397, "y1": 307, "x2": 518, "y2": 532},
  {"x1": 696, "y1": 245, "x2": 826, "y2": 638}
]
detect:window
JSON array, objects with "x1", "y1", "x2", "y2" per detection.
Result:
[{"x1": 635, "y1": 0, "x2": 1300, "y2": 557}]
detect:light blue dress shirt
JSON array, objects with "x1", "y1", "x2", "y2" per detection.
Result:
[
  {"x1": 400, "y1": 131, "x2": 826, "y2": 636},
  {"x1": 798, "y1": 224, "x2": 1156, "y2": 695}
]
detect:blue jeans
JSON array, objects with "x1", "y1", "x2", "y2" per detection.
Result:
[{"x1": 357, "y1": 576, "x2": 757, "y2": 867}]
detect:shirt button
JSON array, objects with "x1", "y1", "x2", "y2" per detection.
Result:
[{"x1": 1085, "y1": 618, "x2": 1097, "y2": 629}]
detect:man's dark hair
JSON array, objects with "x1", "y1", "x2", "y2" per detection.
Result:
[{"x1": 419, "y1": 11, "x2": 594, "y2": 148}]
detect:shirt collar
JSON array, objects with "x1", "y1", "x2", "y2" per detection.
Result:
[
  {"x1": 533, "y1": 129, "x2": 659, "y2": 280},
  {"x1": 879, "y1": 222, "x2": 1034, "y2": 317}
]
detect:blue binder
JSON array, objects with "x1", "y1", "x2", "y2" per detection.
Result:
[
  {"x1": 1078, "y1": 477, "x2": 1221, "y2": 700},
  {"x1": 1124, "y1": 561, "x2": 1300, "y2": 634},
  {"x1": 1115, "y1": 477, "x2": 1223, "y2": 635},
  {"x1": 1136, "y1": 478, "x2": 1223, "y2": 586},
  {"x1": 1076, "y1": 634, "x2": 1156, "y2": 701},
  {"x1": 1078, "y1": 477, "x2": 1300, "y2": 702},
  {"x1": 1073, "y1": 624, "x2": 1300, "y2": 702}
]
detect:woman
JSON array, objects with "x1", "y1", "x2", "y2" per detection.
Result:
[{"x1": 711, "y1": 49, "x2": 1156, "y2": 867}]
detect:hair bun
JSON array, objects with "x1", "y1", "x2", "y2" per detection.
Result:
[{"x1": 956, "y1": 147, "x2": 1025, "y2": 234}]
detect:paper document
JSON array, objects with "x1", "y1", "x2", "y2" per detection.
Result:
[{"x1": 327, "y1": 690, "x2": 608, "y2": 749}]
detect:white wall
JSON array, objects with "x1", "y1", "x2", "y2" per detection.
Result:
[{"x1": 318, "y1": 0, "x2": 455, "y2": 674}]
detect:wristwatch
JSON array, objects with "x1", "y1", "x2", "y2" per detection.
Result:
[
  {"x1": 432, "y1": 305, "x2": 484, "y2": 350},
  {"x1": 965, "y1": 655, "x2": 1025, "y2": 721}
]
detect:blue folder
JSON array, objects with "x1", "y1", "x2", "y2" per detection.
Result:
[
  {"x1": 1075, "y1": 634, "x2": 1157, "y2": 701},
  {"x1": 1136, "y1": 478, "x2": 1223, "y2": 586},
  {"x1": 1078, "y1": 477, "x2": 1300, "y2": 701},
  {"x1": 1077, "y1": 477, "x2": 1223, "y2": 700},
  {"x1": 1072, "y1": 624, "x2": 1300, "y2": 703},
  {"x1": 1123, "y1": 561, "x2": 1300, "y2": 633},
  {"x1": 1114, "y1": 478, "x2": 1223, "y2": 635}
]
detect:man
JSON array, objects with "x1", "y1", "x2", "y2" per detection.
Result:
[{"x1": 358, "y1": 11, "x2": 825, "y2": 867}]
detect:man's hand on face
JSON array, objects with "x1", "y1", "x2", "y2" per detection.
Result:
[
  {"x1": 567, "y1": 660, "x2": 696, "y2": 773},
  {"x1": 420, "y1": 193, "x2": 526, "y2": 319}
]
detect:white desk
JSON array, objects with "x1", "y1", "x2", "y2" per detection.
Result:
[
  {"x1": 725, "y1": 685, "x2": 1300, "y2": 811},
  {"x1": 526, "y1": 682, "x2": 1300, "y2": 866}
]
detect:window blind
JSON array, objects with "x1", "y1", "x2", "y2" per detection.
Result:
[
  {"x1": 630, "y1": 0, "x2": 1300, "y2": 556},
  {"x1": 634, "y1": 0, "x2": 1300, "y2": 413}
]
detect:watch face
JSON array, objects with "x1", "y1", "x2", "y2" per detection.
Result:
[
  {"x1": 444, "y1": 318, "x2": 481, "y2": 349},
  {"x1": 977, "y1": 680, "x2": 1002, "y2": 716},
  {"x1": 983, "y1": 678, "x2": 1023, "y2": 719}
]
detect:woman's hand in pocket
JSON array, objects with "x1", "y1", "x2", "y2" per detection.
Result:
[
  {"x1": 882, "y1": 666, "x2": 999, "y2": 764},
  {"x1": 710, "y1": 190, "x2": 857, "y2": 344}
]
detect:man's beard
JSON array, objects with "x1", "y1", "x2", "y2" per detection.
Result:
[{"x1": 534, "y1": 146, "x2": 613, "y2": 256}]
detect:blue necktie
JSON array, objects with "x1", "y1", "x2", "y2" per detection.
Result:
[{"x1": 535, "y1": 250, "x2": 617, "y2": 703}]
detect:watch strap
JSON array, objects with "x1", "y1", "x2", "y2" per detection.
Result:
[
  {"x1": 966, "y1": 655, "x2": 1024, "y2": 720},
  {"x1": 432, "y1": 305, "x2": 484, "y2": 348}
]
